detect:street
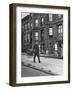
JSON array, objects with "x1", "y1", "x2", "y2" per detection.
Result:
[{"x1": 21, "y1": 65, "x2": 50, "y2": 77}]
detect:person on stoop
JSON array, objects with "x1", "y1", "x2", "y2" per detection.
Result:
[{"x1": 33, "y1": 42, "x2": 41, "y2": 63}]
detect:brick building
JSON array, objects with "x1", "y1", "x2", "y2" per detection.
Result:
[{"x1": 21, "y1": 13, "x2": 63, "y2": 58}]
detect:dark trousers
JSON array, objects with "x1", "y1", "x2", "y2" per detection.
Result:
[{"x1": 34, "y1": 54, "x2": 40, "y2": 63}]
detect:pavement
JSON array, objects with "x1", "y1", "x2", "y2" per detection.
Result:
[{"x1": 21, "y1": 53, "x2": 63, "y2": 76}]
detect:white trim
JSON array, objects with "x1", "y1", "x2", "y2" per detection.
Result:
[{"x1": 16, "y1": 7, "x2": 68, "y2": 83}]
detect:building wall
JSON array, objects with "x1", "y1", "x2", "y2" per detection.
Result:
[{"x1": 22, "y1": 13, "x2": 63, "y2": 58}]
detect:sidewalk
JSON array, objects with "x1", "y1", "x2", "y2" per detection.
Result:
[
  {"x1": 21, "y1": 54, "x2": 63, "y2": 75},
  {"x1": 22, "y1": 52, "x2": 63, "y2": 59}
]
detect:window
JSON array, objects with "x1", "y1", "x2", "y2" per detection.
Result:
[
  {"x1": 41, "y1": 17, "x2": 44, "y2": 22},
  {"x1": 54, "y1": 43, "x2": 58, "y2": 51},
  {"x1": 35, "y1": 19, "x2": 39, "y2": 27},
  {"x1": 25, "y1": 34, "x2": 27, "y2": 42},
  {"x1": 35, "y1": 32, "x2": 38, "y2": 41},
  {"x1": 23, "y1": 25, "x2": 25, "y2": 31},
  {"x1": 49, "y1": 28, "x2": 53, "y2": 36},
  {"x1": 28, "y1": 23, "x2": 30, "y2": 29},
  {"x1": 25, "y1": 24, "x2": 27, "y2": 29},
  {"x1": 49, "y1": 14, "x2": 53, "y2": 21},
  {"x1": 41, "y1": 17, "x2": 44, "y2": 25},
  {"x1": 58, "y1": 25, "x2": 63, "y2": 34},
  {"x1": 28, "y1": 33, "x2": 30, "y2": 42},
  {"x1": 22, "y1": 24, "x2": 24, "y2": 31},
  {"x1": 58, "y1": 14, "x2": 61, "y2": 18},
  {"x1": 31, "y1": 23, "x2": 33, "y2": 28},
  {"x1": 60, "y1": 25, "x2": 62, "y2": 33},
  {"x1": 41, "y1": 30, "x2": 44, "y2": 41}
]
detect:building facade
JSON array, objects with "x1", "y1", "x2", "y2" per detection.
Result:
[{"x1": 21, "y1": 13, "x2": 63, "y2": 58}]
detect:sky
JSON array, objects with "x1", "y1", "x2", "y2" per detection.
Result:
[{"x1": 21, "y1": 12, "x2": 30, "y2": 19}]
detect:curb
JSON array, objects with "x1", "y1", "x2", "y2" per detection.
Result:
[
  {"x1": 22, "y1": 62, "x2": 59, "y2": 76},
  {"x1": 40, "y1": 55, "x2": 63, "y2": 59},
  {"x1": 22, "y1": 53, "x2": 63, "y2": 59}
]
